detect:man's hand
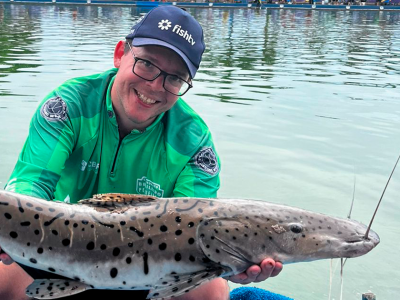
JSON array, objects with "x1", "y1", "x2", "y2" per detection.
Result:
[
  {"x1": 228, "y1": 258, "x2": 283, "y2": 284},
  {"x1": 0, "y1": 247, "x2": 13, "y2": 265}
]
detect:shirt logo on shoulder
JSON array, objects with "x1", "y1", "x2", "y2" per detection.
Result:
[
  {"x1": 194, "y1": 147, "x2": 219, "y2": 175},
  {"x1": 40, "y1": 96, "x2": 68, "y2": 122}
]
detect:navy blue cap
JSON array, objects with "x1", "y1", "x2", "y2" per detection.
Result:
[{"x1": 126, "y1": 6, "x2": 205, "y2": 79}]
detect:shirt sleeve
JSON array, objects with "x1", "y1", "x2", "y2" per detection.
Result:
[
  {"x1": 172, "y1": 144, "x2": 221, "y2": 198},
  {"x1": 5, "y1": 94, "x2": 76, "y2": 200}
]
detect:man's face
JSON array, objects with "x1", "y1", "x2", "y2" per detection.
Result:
[{"x1": 111, "y1": 42, "x2": 190, "y2": 133}]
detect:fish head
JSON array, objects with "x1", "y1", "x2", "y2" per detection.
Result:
[
  {"x1": 198, "y1": 200, "x2": 380, "y2": 275},
  {"x1": 250, "y1": 204, "x2": 380, "y2": 264}
]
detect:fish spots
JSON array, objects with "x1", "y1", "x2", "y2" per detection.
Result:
[
  {"x1": 144, "y1": 218, "x2": 149, "y2": 223},
  {"x1": 30, "y1": 258, "x2": 37, "y2": 264},
  {"x1": 37, "y1": 248, "x2": 43, "y2": 254},
  {"x1": 120, "y1": 221, "x2": 126, "y2": 226},
  {"x1": 143, "y1": 252, "x2": 149, "y2": 274},
  {"x1": 100, "y1": 244, "x2": 107, "y2": 250},
  {"x1": 44, "y1": 213, "x2": 65, "y2": 226},
  {"x1": 109, "y1": 268, "x2": 118, "y2": 278},
  {"x1": 148, "y1": 239, "x2": 153, "y2": 245},
  {"x1": 159, "y1": 243, "x2": 167, "y2": 251},
  {"x1": 129, "y1": 226, "x2": 144, "y2": 237},
  {"x1": 188, "y1": 238, "x2": 195, "y2": 245},
  {"x1": 175, "y1": 216, "x2": 181, "y2": 223},
  {"x1": 113, "y1": 248, "x2": 121, "y2": 256},
  {"x1": 34, "y1": 214, "x2": 39, "y2": 220},
  {"x1": 64, "y1": 220, "x2": 70, "y2": 226},
  {"x1": 0, "y1": 202, "x2": 9, "y2": 206},
  {"x1": 20, "y1": 221, "x2": 31, "y2": 226},
  {"x1": 34, "y1": 230, "x2": 40, "y2": 235},
  {"x1": 62, "y1": 239, "x2": 70, "y2": 246},
  {"x1": 4, "y1": 213, "x2": 12, "y2": 220},
  {"x1": 86, "y1": 242, "x2": 95, "y2": 250},
  {"x1": 160, "y1": 225, "x2": 168, "y2": 232},
  {"x1": 35, "y1": 207, "x2": 43, "y2": 212},
  {"x1": 10, "y1": 232, "x2": 18, "y2": 238},
  {"x1": 126, "y1": 257, "x2": 132, "y2": 264},
  {"x1": 52, "y1": 230, "x2": 58, "y2": 236},
  {"x1": 48, "y1": 268, "x2": 55, "y2": 272},
  {"x1": 175, "y1": 230, "x2": 182, "y2": 236},
  {"x1": 175, "y1": 253, "x2": 182, "y2": 261},
  {"x1": 188, "y1": 222, "x2": 194, "y2": 228}
]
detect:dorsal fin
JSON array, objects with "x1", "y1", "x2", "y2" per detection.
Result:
[{"x1": 79, "y1": 193, "x2": 158, "y2": 207}]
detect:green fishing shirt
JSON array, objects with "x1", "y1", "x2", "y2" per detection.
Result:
[{"x1": 5, "y1": 69, "x2": 220, "y2": 203}]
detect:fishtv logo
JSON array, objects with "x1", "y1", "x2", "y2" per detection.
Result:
[{"x1": 158, "y1": 19, "x2": 196, "y2": 46}]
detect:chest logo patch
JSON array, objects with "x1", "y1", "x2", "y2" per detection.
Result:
[
  {"x1": 40, "y1": 96, "x2": 68, "y2": 122},
  {"x1": 137, "y1": 176, "x2": 164, "y2": 197},
  {"x1": 194, "y1": 147, "x2": 219, "y2": 175}
]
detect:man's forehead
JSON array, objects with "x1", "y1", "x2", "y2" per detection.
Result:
[{"x1": 133, "y1": 45, "x2": 190, "y2": 78}]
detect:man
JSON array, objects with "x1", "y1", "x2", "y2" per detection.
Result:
[{"x1": 0, "y1": 6, "x2": 282, "y2": 300}]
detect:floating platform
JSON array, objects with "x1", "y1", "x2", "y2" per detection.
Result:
[{"x1": 1, "y1": 0, "x2": 400, "y2": 11}]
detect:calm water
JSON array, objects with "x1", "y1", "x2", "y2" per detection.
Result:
[{"x1": 1, "y1": 4, "x2": 400, "y2": 299}]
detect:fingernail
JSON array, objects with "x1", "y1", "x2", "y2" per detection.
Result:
[{"x1": 251, "y1": 270, "x2": 260, "y2": 276}]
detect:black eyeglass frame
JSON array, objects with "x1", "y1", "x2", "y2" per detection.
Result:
[{"x1": 127, "y1": 43, "x2": 193, "y2": 96}]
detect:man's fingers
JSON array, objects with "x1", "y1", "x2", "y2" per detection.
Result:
[
  {"x1": 0, "y1": 253, "x2": 14, "y2": 265},
  {"x1": 270, "y1": 261, "x2": 283, "y2": 277},
  {"x1": 228, "y1": 259, "x2": 283, "y2": 284}
]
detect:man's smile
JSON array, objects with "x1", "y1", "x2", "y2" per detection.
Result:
[{"x1": 136, "y1": 90, "x2": 158, "y2": 106}]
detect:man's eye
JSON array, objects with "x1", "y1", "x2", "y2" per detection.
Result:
[
  {"x1": 169, "y1": 75, "x2": 181, "y2": 83},
  {"x1": 138, "y1": 60, "x2": 154, "y2": 69}
]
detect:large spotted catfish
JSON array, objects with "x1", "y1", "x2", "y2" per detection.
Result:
[{"x1": 0, "y1": 190, "x2": 379, "y2": 299}]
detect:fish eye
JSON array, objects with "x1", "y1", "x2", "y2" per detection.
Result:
[{"x1": 289, "y1": 224, "x2": 303, "y2": 234}]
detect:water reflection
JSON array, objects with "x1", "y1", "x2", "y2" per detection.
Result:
[{"x1": 0, "y1": 4, "x2": 41, "y2": 96}]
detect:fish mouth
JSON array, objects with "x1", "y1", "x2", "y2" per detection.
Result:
[{"x1": 340, "y1": 229, "x2": 380, "y2": 258}]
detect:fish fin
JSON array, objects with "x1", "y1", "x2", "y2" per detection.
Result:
[
  {"x1": 79, "y1": 193, "x2": 158, "y2": 207},
  {"x1": 148, "y1": 268, "x2": 225, "y2": 300},
  {"x1": 198, "y1": 218, "x2": 256, "y2": 274},
  {"x1": 26, "y1": 279, "x2": 93, "y2": 299}
]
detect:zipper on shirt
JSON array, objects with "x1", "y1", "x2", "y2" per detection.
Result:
[{"x1": 111, "y1": 137, "x2": 123, "y2": 175}]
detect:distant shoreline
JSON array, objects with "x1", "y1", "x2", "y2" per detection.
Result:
[{"x1": 1, "y1": 0, "x2": 400, "y2": 10}]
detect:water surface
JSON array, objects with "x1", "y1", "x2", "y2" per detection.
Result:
[{"x1": 0, "y1": 4, "x2": 399, "y2": 299}]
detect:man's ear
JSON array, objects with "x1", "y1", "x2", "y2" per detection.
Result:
[{"x1": 113, "y1": 40, "x2": 126, "y2": 68}]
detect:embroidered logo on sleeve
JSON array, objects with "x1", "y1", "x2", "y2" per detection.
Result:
[
  {"x1": 40, "y1": 96, "x2": 68, "y2": 122},
  {"x1": 194, "y1": 147, "x2": 219, "y2": 175}
]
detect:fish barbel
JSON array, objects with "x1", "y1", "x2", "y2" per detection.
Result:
[{"x1": 0, "y1": 190, "x2": 379, "y2": 299}]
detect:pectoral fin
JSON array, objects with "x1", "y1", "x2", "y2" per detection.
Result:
[
  {"x1": 148, "y1": 268, "x2": 225, "y2": 300},
  {"x1": 26, "y1": 279, "x2": 93, "y2": 299},
  {"x1": 198, "y1": 218, "x2": 256, "y2": 275}
]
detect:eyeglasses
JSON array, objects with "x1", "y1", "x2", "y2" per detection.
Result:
[{"x1": 127, "y1": 43, "x2": 192, "y2": 96}]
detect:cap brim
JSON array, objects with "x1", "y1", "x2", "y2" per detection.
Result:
[{"x1": 132, "y1": 38, "x2": 197, "y2": 79}]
